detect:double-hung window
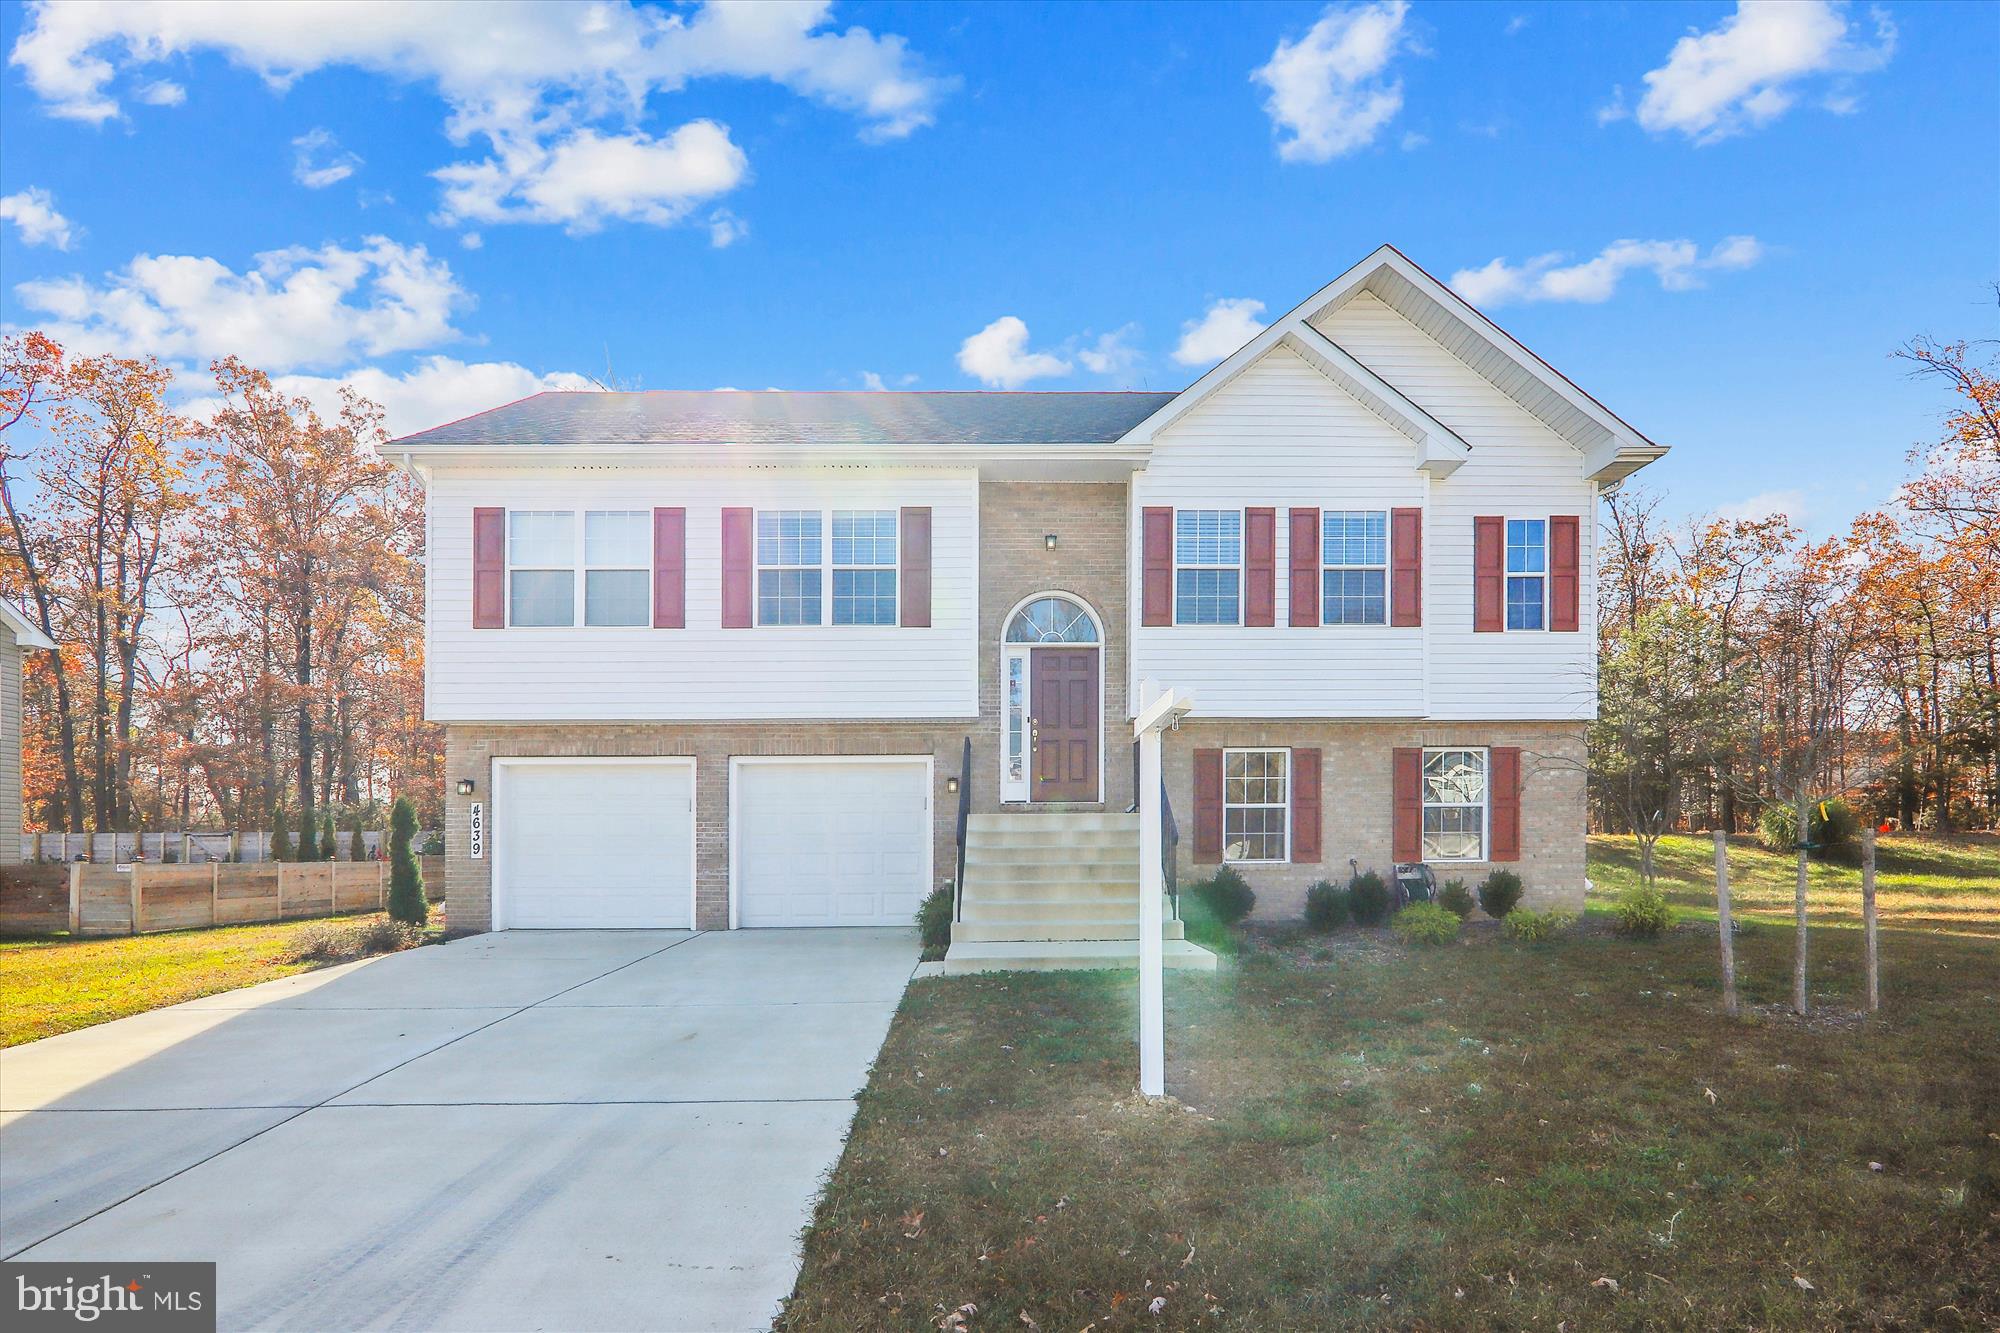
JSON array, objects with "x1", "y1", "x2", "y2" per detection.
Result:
[
  {"x1": 583, "y1": 511, "x2": 650, "y2": 626},
  {"x1": 1223, "y1": 747, "x2": 1288, "y2": 863},
  {"x1": 1422, "y1": 747, "x2": 1487, "y2": 860},
  {"x1": 1506, "y1": 519, "x2": 1546, "y2": 631},
  {"x1": 1321, "y1": 510, "x2": 1388, "y2": 625},
  {"x1": 1175, "y1": 509, "x2": 1241, "y2": 624},
  {"x1": 831, "y1": 510, "x2": 898, "y2": 625},
  {"x1": 508, "y1": 511, "x2": 575, "y2": 627},
  {"x1": 757, "y1": 510, "x2": 822, "y2": 626}
]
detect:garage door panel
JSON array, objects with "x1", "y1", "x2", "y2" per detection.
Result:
[
  {"x1": 736, "y1": 761, "x2": 929, "y2": 928},
  {"x1": 501, "y1": 763, "x2": 693, "y2": 930}
]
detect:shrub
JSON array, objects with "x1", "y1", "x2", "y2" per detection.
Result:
[
  {"x1": 1391, "y1": 901, "x2": 1460, "y2": 946},
  {"x1": 1177, "y1": 890, "x2": 1238, "y2": 955},
  {"x1": 319, "y1": 812, "x2": 337, "y2": 861},
  {"x1": 271, "y1": 806, "x2": 293, "y2": 862},
  {"x1": 420, "y1": 832, "x2": 444, "y2": 856},
  {"x1": 915, "y1": 885, "x2": 953, "y2": 959},
  {"x1": 297, "y1": 805, "x2": 318, "y2": 862},
  {"x1": 347, "y1": 812, "x2": 366, "y2": 863},
  {"x1": 1348, "y1": 870, "x2": 1391, "y2": 926},
  {"x1": 1504, "y1": 908, "x2": 1574, "y2": 944},
  {"x1": 284, "y1": 916, "x2": 421, "y2": 963},
  {"x1": 1436, "y1": 879, "x2": 1475, "y2": 920},
  {"x1": 387, "y1": 796, "x2": 428, "y2": 927},
  {"x1": 1304, "y1": 879, "x2": 1349, "y2": 932},
  {"x1": 1478, "y1": 869, "x2": 1524, "y2": 920},
  {"x1": 1613, "y1": 883, "x2": 1672, "y2": 938},
  {"x1": 1759, "y1": 797, "x2": 1859, "y2": 860},
  {"x1": 1192, "y1": 864, "x2": 1256, "y2": 925}
]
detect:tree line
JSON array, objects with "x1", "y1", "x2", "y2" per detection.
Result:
[
  {"x1": 1591, "y1": 322, "x2": 1999, "y2": 875},
  {"x1": 1, "y1": 333, "x2": 439, "y2": 855}
]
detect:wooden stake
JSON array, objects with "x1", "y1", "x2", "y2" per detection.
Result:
[
  {"x1": 1714, "y1": 830, "x2": 1738, "y2": 1017},
  {"x1": 1862, "y1": 827, "x2": 1879, "y2": 1012}
]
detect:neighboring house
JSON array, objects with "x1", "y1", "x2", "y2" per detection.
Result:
[
  {"x1": 392, "y1": 246, "x2": 1664, "y2": 958},
  {"x1": 1, "y1": 602, "x2": 57, "y2": 867}
]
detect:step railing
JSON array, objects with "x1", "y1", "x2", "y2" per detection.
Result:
[
  {"x1": 952, "y1": 735, "x2": 972, "y2": 921},
  {"x1": 1162, "y1": 776, "x2": 1180, "y2": 922}
]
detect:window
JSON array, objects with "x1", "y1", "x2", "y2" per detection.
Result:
[
  {"x1": 584, "y1": 511, "x2": 650, "y2": 626},
  {"x1": 1223, "y1": 748, "x2": 1288, "y2": 863},
  {"x1": 831, "y1": 510, "x2": 898, "y2": 625},
  {"x1": 1005, "y1": 596, "x2": 1098, "y2": 643},
  {"x1": 1321, "y1": 509, "x2": 1388, "y2": 625},
  {"x1": 508, "y1": 511, "x2": 575, "y2": 627},
  {"x1": 1506, "y1": 519, "x2": 1545, "y2": 631},
  {"x1": 757, "y1": 510, "x2": 822, "y2": 625},
  {"x1": 1175, "y1": 509, "x2": 1241, "y2": 624},
  {"x1": 1422, "y1": 747, "x2": 1487, "y2": 860}
]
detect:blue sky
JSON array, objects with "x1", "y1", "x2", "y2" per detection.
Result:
[{"x1": 2, "y1": 0, "x2": 1995, "y2": 531}]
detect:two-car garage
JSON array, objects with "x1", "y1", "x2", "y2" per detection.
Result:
[{"x1": 490, "y1": 756, "x2": 931, "y2": 930}]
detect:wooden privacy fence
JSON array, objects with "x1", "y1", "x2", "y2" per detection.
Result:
[{"x1": 0, "y1": 857, "x2": 444, "y2": 937}]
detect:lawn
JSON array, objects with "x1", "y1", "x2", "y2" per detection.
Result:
[
  {"x1": 779, "y1": 834, "x2": 2000, "y2": 1331},
  {"x1": 0, "y1": 912, "x2": 417, "y2": 1047}
]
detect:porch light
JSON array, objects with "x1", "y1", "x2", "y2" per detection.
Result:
[
  {"x1": 456, "y1": 778, "x2": 476, "y2": 796},
  {"x1": 945, "y1": 776, "x2": 960, "y2": 794},
  {"x1": 1043, "y1": 533, "x2": 1058, "y2": 550}
]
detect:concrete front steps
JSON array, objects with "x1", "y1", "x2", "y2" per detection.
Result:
[{"x1": 941, "y1": 811, "x2": 1217, "y2": 975}]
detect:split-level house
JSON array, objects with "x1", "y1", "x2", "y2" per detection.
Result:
[{"x1": 394, "y1": 246, "x2": 1665, "y2": 968}]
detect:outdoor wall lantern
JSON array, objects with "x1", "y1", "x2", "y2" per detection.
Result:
[
  {"x1": 945, "y1": 776, "x2": 960, "y2": 794},
  {"x1": 455, "y1": 778, "x2": 476, "y2": 796},
  {"x1": 1043, "y1": 533, "x2": 1058, "y2": 550}
]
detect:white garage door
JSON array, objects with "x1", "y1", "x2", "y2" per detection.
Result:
[
  {"x1": 497, "y1": 761, "x2": 693, "y2": 929},
  {"x1": 734, "y1": 759, "x2": 930, "y2": 927}
]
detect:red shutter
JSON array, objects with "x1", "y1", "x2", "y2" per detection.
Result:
[
  {"x1": 721, "y1": 507, "x2": 753, "y2": 629},
  {"x1": 1473, "y1": 515, "x2": 1505, "y2": 632},
  {"x1": 1142, "y1": 507, "x2": 1173, "y2": 627},
  {"x1": 472, "y1": 507, "x2": 505, "y2": 629},
  {"x1": 1549, "y1": 515, "x2": 1580, "y2": 633},
  {"x1": 1244, "y1": 507, "x2": 1276, "y2": 627},
  {"x1": 652, "y1": 507, "x2": 685, "y2": 629},
  {"x1": 1491, "y1": 746, "x2": 1522, "y2": 862},
  {"x1": 1288, "y1": 507, "x2": 1319, "y2": 627},
  {"x1": 1390, "y1": 506, "x2": 1422, "y2": 627},
  {"x1": 1392, "y1": 747, "x2": 1422, "y2": 862},
  {"x1": 1291, "y1": 747, "x2": 1321, "y2": 863},
  {"x1": 900, "y1": 506, "x2": 932, "y2": 628},
  {"x1": 1192, "y1": 748, "x2": 1223, "y2": 864}
]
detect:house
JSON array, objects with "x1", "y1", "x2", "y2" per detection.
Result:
[
  {"x1": 2, "y1": 602, "x2": 57, "y2": 867},
  {"x1": 391, "y1": 246, "x2": 1664, "y2": 964}
]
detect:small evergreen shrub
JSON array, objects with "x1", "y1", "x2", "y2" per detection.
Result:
[
  {"x1": 1436, "y1": 879, "x2": 1475, "y2": 920},
  {"x1": 1613, "y1": 883, "x2": 1672, "y2": 938},
  {"x1": 1504, "y1": 908, "x2": 1574, "y2": 943},
  {"x1": 1391, "y1": 901, "x2": 1460, "y2": 946},
  {"x1": 1304, "y1": 879, "x2": 1349, "y2": 932},
  {"x1": 347, "y1": 813, "x2": 366, "y2": 863},
  {"x1": 270, "y1": 806, "x2": 293, "y2": 862},
  {"x1": 1348, "y1": 870, "x2": 1391, "y2": 926},
  {"x1": 1478, "y1": 869, "x2": 1524, "y2": 919},
  {"x1": 420, "y1": 832, "x2": 444, "y2": 856},
  {"x1": 1192, "y1": 864, "x2": 1256, "y2": 925},
  {"x1": 1177, "y1": 891, "x2": 1238, "y2": 954},
  {"x1": 319, "y1": 812, "x2": 337, "y2": 861},
  {"x1": 1759, "y1": 798, "x2": 1859, "y2": 860},
  {"x1": 387, "y1": 796, "x2": 428, "y2": 927},
  {"x1": 297, "y1": 805, "x2": 318, "y2": 862},
  {"x1": 916, "y1": 885, "x2": 953, "y2": 959}
]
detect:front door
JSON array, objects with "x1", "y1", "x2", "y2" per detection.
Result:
[{"x1": 1031, "y1": 648, "x2": 1098, "y2": 801}]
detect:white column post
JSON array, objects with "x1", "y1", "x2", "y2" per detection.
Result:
[{"x1": 1137, "y1": 720, "x2": 1165, "y2": 1098}]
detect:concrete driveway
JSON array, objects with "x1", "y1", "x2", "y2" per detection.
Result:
[{"x1": 0, "y1": 928, "x2": 916, "y2": 1331}]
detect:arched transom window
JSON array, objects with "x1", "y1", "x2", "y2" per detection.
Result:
[{"x1": 1006, "y1": 596, "x2": 1098, "y2": 644}]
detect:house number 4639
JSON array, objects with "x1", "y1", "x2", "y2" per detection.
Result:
[{"x1": 469, "y1": 801, "x2": 484, "y2": 860}]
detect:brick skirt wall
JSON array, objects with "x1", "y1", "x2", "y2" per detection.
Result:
[{"x1": 1161, "y1": 720, "x2": 1588, "y2": 919}]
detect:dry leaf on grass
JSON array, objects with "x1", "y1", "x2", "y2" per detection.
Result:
[
  {"x1": 900, "y1": 1209, "x2": 925, "y2": 1239},
  {"x1": 1794, "y1": 1275, "x2": 1816, "y2": 1291},
  {"x1": 1593, "y1": 1277, "x2": 1621, "y2": 1294}
]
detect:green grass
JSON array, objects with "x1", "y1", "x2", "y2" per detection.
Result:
[
  {"x1": 780, "y1": 834, "x2": 2000, "y2": 1331},
  {"x1": 0, "y1": 913, "x2": 411, "y2": 1047}
]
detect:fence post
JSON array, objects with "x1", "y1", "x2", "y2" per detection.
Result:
[
  {"x1": 32, "y1": 831, "x2": 42, "y2": 863},
  {"x1": 129, "y1": 866, "x2": 143, "y2": 936},
  {"x1": 68, "y1": 862, "x2": 82, "y2": 934},
  {"x1": 1862, "y1": 828, "x2": 1879, "y2": 1013},
  {"x1": 330, "y1": 861, "x2": 338, "y2": 915},
  {"x1": 378, "y1": 861, "x2": 387, "y2": 911},
  {"x1": 1713, "y1": 830, "x2": 1738, "y2": 1017},
  {"x1": 229, "y1": 830, "x2": 241, "y2": 863},
  {"x1": 211, "y1": 862, "x2": 220, "y2": 927}
]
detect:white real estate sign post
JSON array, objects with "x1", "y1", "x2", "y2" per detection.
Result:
[{"x1": 1133, "y1": 679, "x2": 1194, "y2": 1098}]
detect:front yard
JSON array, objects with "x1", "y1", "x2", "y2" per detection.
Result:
[{"x1": 780, "y1": 835, "x2": 2000, "y2": 1330}]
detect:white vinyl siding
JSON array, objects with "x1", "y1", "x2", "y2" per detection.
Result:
[
  {"x1": 427, "y1": 467, "x2": 976, "y2": 721},
  {"x1": 1131, "y1": 344, "x2": 1426, "y2": 717},
  {"x1": 1315, "y1": 291, "x2": 1598, "y2": 721}
]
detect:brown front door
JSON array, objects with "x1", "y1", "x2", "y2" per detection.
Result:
[{"x1": 1031, "y1": 649, "x2": 1099, "y2": 801}]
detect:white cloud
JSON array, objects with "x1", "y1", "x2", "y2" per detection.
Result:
[
  {"x1": 432, "y1": 122, "x2": 747, "y2": 233},
  {"x1": 1449, "y1": 236, "x2": 1765, "y2": 308},
  {"x1": 957, "y1": 316, "x2": 1071, "y2": 388},
  {"x1": 1596, "y1": 86, "x2": 1630, "y2": 125},
  {"x1": 859, "y1": 370, "x2": 917, "y2": 391},
  {"x1": 264, "y1": 356, "x2": 596, "y2": 440},
  {"x1": 1399, "y1": 129, "x2": 1428, "y2": 150},
  {"x1": 1252, "y1": 0, "x2": 1413, "y2": 163},
  {"x1": 292, "y1": 127, "x2": 362, "y2": 189},
  {"x1": 13, "y1": 236, "x2": 465, "y2": 373},
  {"x1": 459, "y1": 231, "x2": 483, "y2": 251},
  {"x1": 9, "y1": 1, "x2": 949, "y2": 237},
  {"x1": 1628, "y1": 0, "x2": 1896, "y2": 143},
  {"x1": 134, "y1": 78, "x2": 183, "y2": 105},
  {"x1": 1172, "y1": 298, "x2": 1267, "y2": 366},
  {"x1": 706, "y1": 208, "x2": 747, "y2": 248},
  {"x1": 1715, "y1": 488, "x2": 1805, "y2": 523},
  {"x1": 1077, "y1": 325, "x2": 1142, "y2": 379},
  {"x1": 0, "y1": 187, "x2": 76, "y2": 249}
]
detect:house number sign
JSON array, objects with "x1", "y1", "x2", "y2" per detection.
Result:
[{"x1": 468, "y1": 801, "x2": 485, "y2": 859}]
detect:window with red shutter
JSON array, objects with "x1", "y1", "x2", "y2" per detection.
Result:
[
  {"x1": 1549, "y1": 515, "x2": 1580, "y2": 633},
  {"x1": 1192, "y1": 748, "x2": 1223, "y2": 863},
  {"x1": 1391, "y1": 507, "x2": 1422, "y2": 627},
  {"x1": 1244, "y1": 507, "x2": 1276, "y2": 627},
  {"x1": 1392, "y1": 747, "x2": 1422, "y2": 861},
  {"x1": 1141, "y1": 507, "x2": 1173, "y2": 627},
  {"x1": 720, "y1": 507, "x2": 753, "y2": 629},
  {"x1": 1291, "y1": 747, "x2": 1322, "y2": 863},
  {"x1": 1288, "y1": 508, "x2": 1319, "y2": 627},
  {"x1": 472, "y1": 507, "x2": 504, "y2": 629},
  {"x1": 1473, "y1": 516, "x2": 1505, "y2": 632},
  {"x1": 652, "y1": 507, "x2": 685, "y2": 629},
  {"x1": 900, "y1": 506, "x2": 932, "y2": 628}
]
